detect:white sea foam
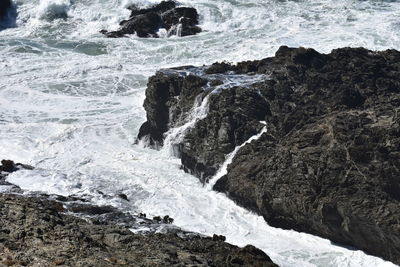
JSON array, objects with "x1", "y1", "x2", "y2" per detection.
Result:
[
  {"x1": 37, "y1": 0, "x2": 71, "y2": 20},
  {"x1": 207, "y1": 125, "x2": 267, "y2": 189},
  {"x1": 162, "y1": 94, "x2": 210, "y2": 156},
  {"x1": 1, "y1": 0, "x2": 400, "y2": 266}
]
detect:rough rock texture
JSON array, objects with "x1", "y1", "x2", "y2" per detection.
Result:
[
  {"x1": 101, "y1": 1, "x2": 201, "y2": 38},
  {"x1": 138, "y1": 46, "x2": 400, "y2": 264},
  {"x1": 0, "y1": 194, "x2": 277, "y2": 266},
  {"x1": 0, "y1": 160, "x2": 32, "y2": 191},
  {"x1": 138, "y1": 67, "x2": 269, "y2": 180},
  {"x1": 0, "y1": 161, "x2": 277, "y2": 266}
]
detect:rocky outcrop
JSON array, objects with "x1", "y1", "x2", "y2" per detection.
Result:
[
  {"x1": 0, "y1": 194, "x2": 277, "y2": 266},
  {"x1": 101, "y1": 1, "x2": 201, "y2": 38},
  {"x1": 0, "y1": 0, "x2": 11, "y2": 19},
  {"x1": 0, "y1": 161, "x2": 277, "y2": 266},
  {"x1": 137, "y1": 66, "x2": 269, "y2": 180},
  {"x1": 0, "y1": 160, "x2": 32, "y2": 191},
  {"x1": 138, "y1": 46, "x2": 400, "y2": 264},
  {"x1": 0, "y1": 0, "x2": 14, "y2": 30}
]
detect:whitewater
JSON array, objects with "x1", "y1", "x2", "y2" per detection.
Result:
[{"x1": 1, "y1": 0, "x2": 400, "y2": 266}]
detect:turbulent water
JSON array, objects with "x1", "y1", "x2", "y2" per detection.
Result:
[{"x1": 1, "y1": 0, "x2": 400, "y2": 266}]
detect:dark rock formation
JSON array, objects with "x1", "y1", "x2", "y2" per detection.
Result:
[
  {"x1": 0, "y1": 193, "x2": 277, "y2": 266},
  {"x1": 101, "y1": 0, "x2": 201, "y2": 38},
  {"x1": 0, "y1": 160, "x2": 33, "y2": 190},
  {"x1": 161, "y1": 7, "x2": 201, "y2": 37},
  {"x1": 0, "y1": 159, "x2": 33, "y2": 173},
  {"x1": 0, "y1": 0, "x2": 16, "y2": 30},
  {"x1": 0, "y1": 160, "x2": 277, "y2": 266},
  {"x1": 138, "y1": 46, "x2": 400, "y2": 264},
  {"x1": 0, "y1": 0, "x2": 11, "y2": 19},
  {"x1": 137, "y1": 67, "x2": 268, "y2": 180}
]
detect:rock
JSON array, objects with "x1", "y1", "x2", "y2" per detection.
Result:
[
  {"x1": 163, "y1": 215, "x2": 174, "y2": 224},
  {"x1": 162, "y1": 7, "x2": 201, "y2": 37},
  {"x1": 0, "y1": 159, "x2": 33, "y2": 190},
  {"x1": 137, "y1": 71, "x2": 208, "y2": 146},
  {"x1": 138, "y1": 46, "x2": 400, "y2": 264},
  {"x1": 0, "y1": 193, "x2": 278, "y2": 266},
  {"x1": 153, "y1": 215, "x2": 162, "y2": 223},
  {"x1": 117, "y1": 193, "x2": 129, "y2": 201},
  {"x1": 127, "y1": 0, "x2": 176, "y2": 17},
  {"x1": 101, "y1": 1, "x2": 202, "y2": 38},
  {"x1": 114, "y1": 12, "x2": 163, "y2": 38},
  {"x1": 0, "y1": 0, "x2": 11, "y2": 19},
  {"x1": 0, "y1": 159, "x2": 18, "y2": 173},
  {"x1": 138, "y1": 69, "x2": 268, "y2": 181},
  {"x1": 212, "y1": 234, "x2": 226, "y2": 242},
  {"x1": 0, "y1": 0, "x2": 16, "y2": 31}
]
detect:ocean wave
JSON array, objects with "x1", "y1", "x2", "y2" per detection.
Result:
[{"x1": 37, "y1": 0, "x2": 71, "y2": 21}]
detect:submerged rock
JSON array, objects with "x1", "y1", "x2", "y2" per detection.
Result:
[
  {"x1": 138, "y1": 46, "x2": 400, "y2": 264},
  {"x1": 0, "y1": 193, "x2": 277, "y2": 266},
  {"x1": 101, "y1": 0, "x2": 201, "y2": 38}
]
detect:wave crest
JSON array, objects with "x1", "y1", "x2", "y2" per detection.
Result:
[{"x1": 37, "y1": 0, "x2": 71, "y2": 21}]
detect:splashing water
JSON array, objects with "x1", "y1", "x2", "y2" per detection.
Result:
[
  {"x1": 1, "y1": 0, "x2": 400, "y2": 266},
  {"x1": 162, "y1": 94, "x2": 210, "y2": 156},
  {"x1": 207, "y1": 125, "x2": 268, "y2": 189}
]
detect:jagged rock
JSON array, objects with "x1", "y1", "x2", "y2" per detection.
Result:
[
  {"x1": 212, "y1": 234, "x2": 226, "y2": 242},
  {"x1": 127, "y1": 0, "x2": 176, "y2": 17},
  {"x1": 138, "y1": 69, "x2": 268, "y2": 180},
  {"x1": 1, "y1": 159, "x2": 32, "y2": 171},
  {"x1": 161, "y1": 7, "x2": 201, "y2": 37},
  {"x1": 138, "y1": 46, "x2": 400, "y2": 264},
  {"x1": 153, "y1": 215, "x2": 162, "y2": 223},
  {"x1": 137, "y1": 71, "x2": 208, "y2": 145},
  {"x1": 0, "y1": 159, "x2": 33, "y2": 189},
  {"x1": 117, "y1": 193, "x2": 129, "y2": 201},
  {"x1": 163, "y1": 215, "x2": 174, "y2": 224},
  {"x1": 0, "y1": 194, "x2": 277, "y2": 266},
  {"x1": 118, "y1": 12, "x2": 163, "y2": 38},
  {"x1": 101, "y1": 1, "x2": 201, "y2": 38}
]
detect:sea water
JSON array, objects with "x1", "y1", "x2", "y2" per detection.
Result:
[{"x1": 1, "y1": 0, "x2": 400, "y2": 266}]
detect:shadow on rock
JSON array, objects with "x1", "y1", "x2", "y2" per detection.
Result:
[
  {"x1": 101, "y1": 0, "x2": 201, "y2": 38},
  {"x1": 138, "y1": 46, "x2": 400, "y2": 265}
]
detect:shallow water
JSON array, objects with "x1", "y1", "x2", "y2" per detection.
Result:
[{"x1": 1, "y1": 0, "x2": 400, "y2": 266}]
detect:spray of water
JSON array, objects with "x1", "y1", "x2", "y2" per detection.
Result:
[{"x1": 1, "y1": 0, "x2": 400, "y2": 266}]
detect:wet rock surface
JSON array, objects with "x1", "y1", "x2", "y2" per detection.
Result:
[
  {"x1": 0, "y1": 194, "x2": 277, "y2": 266},
  {"x1": 138, "y1": 46, "x2": 400, "y2": 264},
  {"x1": 0, "y1": 160, "x2": 32, "y2": 192},
  {"x1": 0, "y1": 161, "x2": 277, "y2": 266},
  {"x1": 138, "y1": 67, "x2": 268, "y2": 181},
  {"x1": 101, "y1": 0, "x2": 201, "y2": 38}
]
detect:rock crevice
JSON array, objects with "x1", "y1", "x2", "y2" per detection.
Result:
[
  {"x1": 138, "y1": 46, "x2": 400, "y2": 264},
  {"x1": 0, "y1": 160, "x2": 278, "y2": 266}
]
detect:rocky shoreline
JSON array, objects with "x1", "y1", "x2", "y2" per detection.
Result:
[
  {"x1": 138, "y1": 46, "x2": 400, "y2": 264},
  {"x1": 0, "y1": 160, "x2": 277, "y2": 266}
]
